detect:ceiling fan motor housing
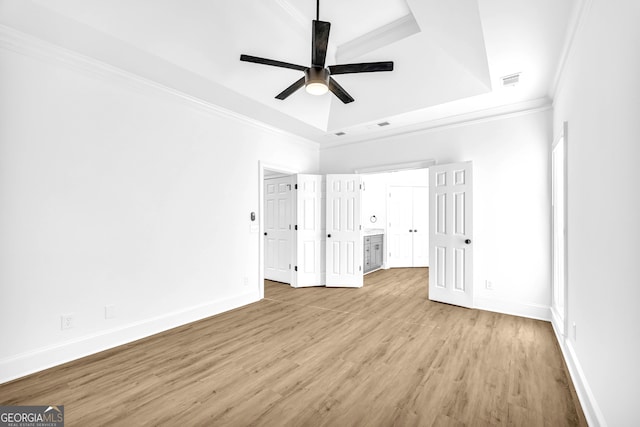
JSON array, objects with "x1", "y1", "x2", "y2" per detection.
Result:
[{"x1": 305, "y1": 67, "x2": 330, "y2": 89}]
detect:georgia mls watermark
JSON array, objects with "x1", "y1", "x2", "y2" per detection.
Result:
[{"x1": 0, "y1": 406, "x2": 64, "y2": 427}]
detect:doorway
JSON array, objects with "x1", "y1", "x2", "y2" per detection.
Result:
[
  {"x1": 360, "y1": 168, "x2": 430, "y2": 270},
  {"x1": 259, "y1": 162, "x2": 298, "y2": 299},
  {"x1": 263, "y1": 174, "x2": 294, "y2": 284}
]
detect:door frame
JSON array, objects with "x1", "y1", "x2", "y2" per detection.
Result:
[
  {"x1": 551, "y1": 122, "x2": 569, "y2": 337},
  {"x1": 259, "y1": 161, "x2": 299, "y2": 299}
]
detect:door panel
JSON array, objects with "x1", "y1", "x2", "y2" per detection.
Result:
[
  {"x1": 264, "y1": 176, "x2": 293, "y2": 283},
  {"x1": 429, "y1": 162, "x2": 473, "y2": 307},
  {"x1": 326, "y1": 174, "x2": 363, "y2": 288},
  {"x1": 294, "y1": 174, "x2": 325, "y2": 287}
]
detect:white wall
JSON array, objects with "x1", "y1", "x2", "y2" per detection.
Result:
[
  {"x1": 321, "y1": 110, "x2": 552, "y2": 319},
  {"x1": 552, "y1": 0, "x2": 640, "y2": 425},
  {"x1": 0, "y1": 33, "x2": 318, "y2": 382}
]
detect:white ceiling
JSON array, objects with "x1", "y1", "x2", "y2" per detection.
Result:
[{"x1": 10, "y1": 0, "x2": 578, "y2": 146}]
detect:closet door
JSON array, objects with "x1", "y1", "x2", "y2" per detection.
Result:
[
  {"x1": 412, "y1": 187, "x2": 429, "y2": 267},
  {"x1": 388, "y1": 187, "x2": 413, "y2": 267}
]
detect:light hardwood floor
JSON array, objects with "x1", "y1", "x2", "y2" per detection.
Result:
[{"x1": 0, "y1": 268, "x2": 586, "y2": 426}]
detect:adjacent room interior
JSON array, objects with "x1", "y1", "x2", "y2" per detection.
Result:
[{"x1": 1, "y1": 0, "x2": 638, "y2": 425}]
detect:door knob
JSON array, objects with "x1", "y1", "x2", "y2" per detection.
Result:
[
  {"x1": 414, "y1": 229, "x2": 418, "y2": 232},
  {"x1": 409, "y1": 230, "x2": 413, "y2": 233},
  {"x1": 464, "y1": 239, "x2": 472, "y2": 244},
  {"x1": 327, "y1": 234, "x2": 332, "y2": 238},
  {"x1": 264, "y1": 232, "x2": 268, "y2": 236}
]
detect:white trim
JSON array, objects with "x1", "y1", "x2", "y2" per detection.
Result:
[
  {"x1": 0, "y1": 292, "x2": 259, "y2": 385},
  {"x1": 321, "y1": 98, "x2": 552, "y2": 151},
  {"x1": 0, "y1": 24, "x2": 318, "y2": 152},
  {"x1": 551, "y1": 321, "x2": 608, "y2": 427},
  {"x1": 336, "y1": 14, "x2": 420, "y2": 63},
  {"x1": 474, "y1": 297, "x2": 551, "y2": 322},
  {"x1": 550, "y1": 0, "x2": 594, "y2": 99},
  {"x1": 551, "y1": 122, "x2": 569, "y2": 337},
  {"x1": 258, "y1": 161, "x2": 300, "y2": 299},
  {"x1": 355, "y1": 160, "x2": 436, "y2": 174}
]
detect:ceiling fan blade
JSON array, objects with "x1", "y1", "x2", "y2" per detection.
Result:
[
  {"x1": 275, "y1": 77, "x2": 306, "y2": 100},
  {"x1": 312, "y1": 20, "x2": 331, "y2": 67},
  {"x1": 329, "y1": 77, "x2": 354, "y2": 104},
  {"x1": 240, "y1": 54, "x2": 307, "y2": 71},
  {"x1": 329, "y1": 61, "x2": 394, "y2": 75}
]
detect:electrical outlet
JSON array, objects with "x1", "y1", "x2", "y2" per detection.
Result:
[
  {"x1": 485, "y1": 280, "x2": 494, "y2": 290},
  {"x1": 61, "y1": 314, "x2": 74, "y2": 330},
  {"x1": 105, "y1": 305, "x2": 116, "y2": 319}
]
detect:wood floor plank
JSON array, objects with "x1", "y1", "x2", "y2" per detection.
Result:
[{"x1": 0, "y1": 268, "x2": 586, "y2": 426}]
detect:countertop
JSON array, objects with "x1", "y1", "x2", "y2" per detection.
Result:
[{"x1": 364, "y1": 228, "x2": 385, "y2": 236}]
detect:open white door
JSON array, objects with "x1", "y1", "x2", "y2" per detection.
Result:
[
  {"x1": 326, "y1": 174, "x2": 363, "y2": 288},
  {"x1": 264, "y1": 176, "x2": 293, "y2": 284},
  {"x1": 293, "y1": 174, "x2": 325, "y2": 287},
  {"x1": 429, "y1": 162, "x2": 473, "y2": 307}
]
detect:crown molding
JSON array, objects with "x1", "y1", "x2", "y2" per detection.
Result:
[
  {"x1": 320, "y1": 97, "x2": 552, "y2": 151},
  {"x1": 0, "y1": 24, "x2": 319, "y2": 152}
]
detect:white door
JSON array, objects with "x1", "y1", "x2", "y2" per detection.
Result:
[
  {"x1": 388, "y1": 187, "x2": 414, "y2": 267},
  {"x1": 388, "y1": 186, "x2": 429, "y2": 267},
  {"x1": 326, "y1": 174, "x2": 363, "y2": 288},
  {"x1": 429, "y1": 162, "x2": 473, "y2": 307},
  {"x1": 294, "y1": 174, "x2": 325, "y2": 288},
  {"x1": 264, "y1": 176, "x2": 293, "y2": 283},
  {"x1": 412, "y1": 187, "x2": 430, "y2": 267}
]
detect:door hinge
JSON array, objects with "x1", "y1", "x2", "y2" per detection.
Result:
[
  {"x1": 359, "y1": 184, "x2": 362, "y2": 190},
  {"x1": 359, "y1": 266, "x2": 362, "y2": 271},
  {"x1": 295, "y1": 225, "x2": 298, "y2": 230},
  {"x1": 295, "y1": 184, "x2": 298, "y2": 190},
  {"x1": 294, "y1": 266, "x2": 298, "y2": 271},
  {"x1": 359, "y1": 225, "x2": 362, "y2": 230},
  {"x1": 289, "y1": 264, "x2": 291, "y2": 269}
]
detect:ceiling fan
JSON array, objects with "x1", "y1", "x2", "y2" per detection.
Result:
[{"x1": 240, "y1": 0, "x2": 394, "y2": 104}]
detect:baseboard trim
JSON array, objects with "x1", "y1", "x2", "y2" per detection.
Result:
[
  {"x1": 551, "y1": 319, "x2": 607, "y2": 427},
  {"x1": 0, "y1": 292, "x2": 259, "y2": 385},
  {"x1": 474, "y1": 297, "x2": 551, "y2": 321}
]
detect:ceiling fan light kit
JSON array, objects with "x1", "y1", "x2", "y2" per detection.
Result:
[
  {"x1": 240, "y1": 0, "x2": 394, "y2": 104},
  {"x1": 305, "y1": 67, "x2": 330, "y2": 95}
]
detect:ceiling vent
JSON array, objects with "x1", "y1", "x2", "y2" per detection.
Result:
[
  {"x1": 377, "y1": 121, "x2": 391, "y2": 127},
  {"x1": 334, "y1": 131, "x2": 346, "y2": 136},
  {"x1": 502, "y1": 73, "x2": 521, "y2": 87}
]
